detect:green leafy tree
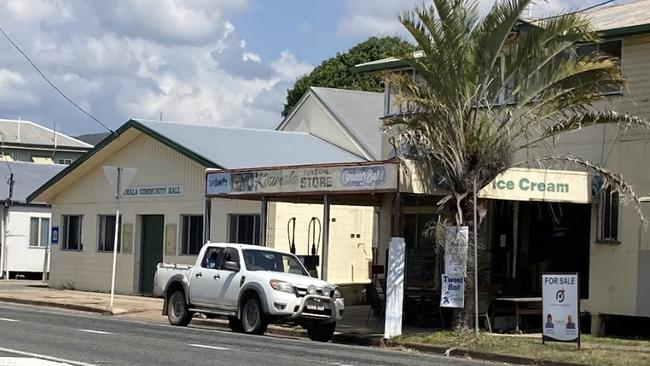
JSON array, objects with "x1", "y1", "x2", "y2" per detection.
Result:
[
  {"x1": 384, "y1": 0, "x2": 648, "y2": 329},
  {"x1": 281, "y1": 36, "x2": 414, "y2": 117}
]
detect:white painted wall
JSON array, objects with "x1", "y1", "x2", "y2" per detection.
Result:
[{"x1": 3, "y1": 205, "x2": 51, "y2": 274}]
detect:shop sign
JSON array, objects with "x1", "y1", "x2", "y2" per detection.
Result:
[
  {"x1": 444, "y1": 226, "x2": 468, "y2": 276},
  {"x1": 123, "y1": 185, "x2": 184, "y2": 197},
  {"x1": 479, "y1": 168, "x2": 592, "y2": 203},
  {"x1": 542, "y1": 273, "x2": 580, "y2": 346},
  {"x1": 206, "y1": 163, "x2": 398, "y2": 196},
  {"x1": 440, "y1": 274, "x2": 464, "y2": 308},
  {"x1": 384, "y1": 237, "x2": 405, "y2": 339}
]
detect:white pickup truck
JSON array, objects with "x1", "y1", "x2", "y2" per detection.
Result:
[{"x1": 153, "y1": 243, "x2": 344, "y2": 342}]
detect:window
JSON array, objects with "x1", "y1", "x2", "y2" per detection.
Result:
[
  {"x1": 228, "y1": 214, "x2": 261, "y2": 245},
  {"x1": 57, "y1": 158, "x2": 73, "y2": 165},
  {"x1": 384, "y1": 69, "x2": 416, "y2": 116},
  {"x1": 597, "y1": 187, "x2": 619, "y2": 242},
  {"x1": 576, "y1": 40, "x2": 622, "y2": 94},
  {"x1": 243, "y1": 249, "x2": 307, "y2": 276},
  {"x1": 29, "y1": 217, "x2": 50, "y2": 247},
  {"x1": 62, "y1": 215, "x2": 83, "y2": 251},
  {"x1": 200, "y1": 246, "x2": 223, "y2": 269},
  {"x1": 181, "y1": 215, "x2": 203, "y2": 255},
  {"x1": 98, "y1": 215, "x2": 121, "y2": 252}
]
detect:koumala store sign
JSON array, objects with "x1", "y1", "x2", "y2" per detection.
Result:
[
  {"x1": 479, "y1": 168, "x2": 593, "y2": 203},
  {"x1": 206, "y1": 163, "x2": 398, "y2": 196}
]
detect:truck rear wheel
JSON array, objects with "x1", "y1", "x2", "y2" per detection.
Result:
[
  {"x1": 167, "y1": 290, "x2": 193, "y2": 326},
  {"x1": 307, "y1": 322, "x2": 336, "y2": 342},
  {"x1": 241, "y1": 298, "x2": 267, "y2": 335}
]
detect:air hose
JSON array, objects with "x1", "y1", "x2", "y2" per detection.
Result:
[
  {"x1": 287, "y1": 217, "x2": 296, "y2": 254},
  {"x1": 307, "y1": 217, "x2": 321, "y2": 256}
]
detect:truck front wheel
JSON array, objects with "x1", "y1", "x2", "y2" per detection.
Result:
[
  {"x1": 167, "y1": 290, "x2": 193, "y2": 326},
  {"x1": 241, "y1": 298, "x2": 267, "y2": 335},
  {"x1": 307, "y1": 322, "x2": 336, "y2": 342}
]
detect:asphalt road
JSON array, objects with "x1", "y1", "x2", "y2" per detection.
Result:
[{"x1": 0, "y1": 302, "x2": 500, "y2": 366}]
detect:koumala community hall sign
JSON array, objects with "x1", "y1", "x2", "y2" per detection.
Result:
[
  {"x1": 479, "y1": 168, "x2": 594, "y2": 204},
  {"x1": 206, "y1": 163, "x2": 399, "y2": 196}
]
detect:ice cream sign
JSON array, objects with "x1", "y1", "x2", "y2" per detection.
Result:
[{"x1": 479, "y1": 168, "x2": 592, "y2": 203}]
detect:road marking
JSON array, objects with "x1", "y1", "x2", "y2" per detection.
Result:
[
  {"x1": 0, "y1": 357, "x2": 74, "y2": 365},
  {"x1": 0, "y1": 347, "x2": 97, "y2": 366},
  {"x1": 78, "y1": 329, "x2": 111, "y2": 335},
  {"x1": 189, "y1": 343, "x2": 231, "y2": 351},
  {"x1": 0, "y1": 317, "x2": 18, "y2": 322}
]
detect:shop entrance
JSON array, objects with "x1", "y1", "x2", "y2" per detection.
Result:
[
  {"x1": 140, "y1": 215, "x2": 164, "y2": 294},
  {"x1": 490, "y1": 201, "x2": 591, "y2": 299}
]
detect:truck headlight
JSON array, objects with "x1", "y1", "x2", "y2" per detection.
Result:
[
  {"x1": 333, "y1": 288, "x2": 343, "y2": 299},
  {"x1": 270, "y1": 279, "x2": 293, "y2": 293}
]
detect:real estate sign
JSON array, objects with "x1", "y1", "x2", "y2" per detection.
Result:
[{"x1": 542, "y1": 273, "x2": 580, "y2": 345}]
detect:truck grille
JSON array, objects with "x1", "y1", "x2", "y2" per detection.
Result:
[{"x1": 293, "y1": 286, "x2": 333, "y2": 298}]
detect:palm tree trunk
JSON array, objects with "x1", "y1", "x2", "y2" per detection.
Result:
[{"x1": 452, "y1": 197, "x2": 480, "y2": 330}]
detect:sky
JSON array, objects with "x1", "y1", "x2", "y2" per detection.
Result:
[{"x1": 0, "y1": 0, "x2": 607, "y2": 136}]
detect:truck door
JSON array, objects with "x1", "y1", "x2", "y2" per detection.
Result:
[
  {"x1": 217, "y1": 247, "x2": 244, "y2": 311},
  {"x1": 189, "y1": 246, "x2": 225, "y2": 307}
]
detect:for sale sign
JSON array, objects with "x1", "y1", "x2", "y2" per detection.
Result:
[{"x1": 542, "y1": 273, "x2": 580, "y2": 346}]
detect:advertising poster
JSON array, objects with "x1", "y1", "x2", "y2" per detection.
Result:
[
  {"x1": 440, "y1": 274, "x2": 464, "y2": 308},
  {"x1": 542, "y1": 273, "x2": 580, "y2": 345}
]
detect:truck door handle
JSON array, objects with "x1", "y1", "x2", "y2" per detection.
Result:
[
  {"x1": 195, "y1": 273, "x2": 203, "y2": 278},
  {"x1": 213, "y1": 274, "x2": 220, "y2": 280}
]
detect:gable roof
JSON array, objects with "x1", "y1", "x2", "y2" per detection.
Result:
[
  {"x1": 0, "y1": 119, "x2": 92, "y2": 149},
  {"x1": 309, "y1": 87, "x2": 384, "y2": 160},
  {"x1": 0, "y1": 161, "x2": 65, "y2": 203},
  {"x1": 585, "y1": 0, "x2": 650, "y2": 37},
  {"x1": 28, "y1": 119, "x2": 363, "y2": 202},
  {"x1": 75, "y1": 132, "x2": 111, "y2": 146},
  {"x1": 277, "y1": 87, "x2": 385, "y2": 160}
]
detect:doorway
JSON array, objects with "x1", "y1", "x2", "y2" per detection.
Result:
[{"x1": 140, "y1": 215, "x2": 164, "y2": 294}]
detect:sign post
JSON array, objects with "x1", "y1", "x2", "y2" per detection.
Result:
[
  {"x1": 542, "y1": 273, "x2": 580, "y2": 348},
  {"x1": 103, "y1": 166, "x2": 137, "y2": 312}
]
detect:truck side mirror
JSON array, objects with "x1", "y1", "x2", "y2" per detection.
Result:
[{"x1": 223, "y1": 260, "x2": 240, "y2": 272}]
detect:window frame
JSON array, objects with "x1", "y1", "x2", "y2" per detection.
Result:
[
  {"x1": 597, "y1": 187, "x2": 620, "y2": 243},
  {"x1": 180, "y1": 214, "x2": 204, "y2": 255},
  {"x1": 61, "y1": 215, "x2": 83, "y2": 251},
  {"x1": 29, "y1": 217, "x2": 50, "y2": 248},
  {"x1": 575, "y1": 39, "x2": 623, "y2": 96},
  {"x1": 57, "y1": 158, "x2": 73, "y2": 165},
  {"x1": 97, "y1": 214, "x2": 122, "y2": 253},
  {"x1": 228, "y1": 214, "x2": 261, "y2": 245}
]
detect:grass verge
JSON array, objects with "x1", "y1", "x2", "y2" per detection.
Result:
[{"x1": 396, "y1": 331, "x2": 650, "y2": 366}]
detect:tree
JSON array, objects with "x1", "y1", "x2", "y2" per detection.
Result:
[
  {"x1": 384, "y1": 0, "x2": 649, "y2": 329},
  {"x1": 281, "y1": 36, "x2": 415, "y2": 117}
]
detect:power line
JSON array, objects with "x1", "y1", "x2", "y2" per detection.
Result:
[
  {"x1": 0, "y1": 24, "x2": 115, "y2": 135},
  {"x1": 534, "y1": 0, "x2": 616, "y2": 21}
]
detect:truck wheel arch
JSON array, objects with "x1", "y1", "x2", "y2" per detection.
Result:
[
  {"x1": 163, "y1": 276, "x2": 189, "y2": 315},
  {"x1": 238, "y1": 284, "x2": 269, "y2": 317}
]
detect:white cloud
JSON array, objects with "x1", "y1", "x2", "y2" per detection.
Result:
[
  {"x1": 0, "y1": 0, "x2": 311, "y2": 134},
  {"x1": 337, "y1": 0, "x2": 604, "y2": 38}
]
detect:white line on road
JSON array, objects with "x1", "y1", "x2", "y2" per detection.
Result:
[
  {"x1": 0, "y1": 317, "x2": 18, "y2": 322},
  {"x1": 0, "y1": 347, "x2": 98, "y2": 366},
  {"x1": 78, "y1": 329, "x2": 111, "y2": 335},
  {"x1": 189, "y1": 343, "x2": 231, "y2": 351}
]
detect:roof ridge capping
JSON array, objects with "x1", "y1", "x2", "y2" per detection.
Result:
[
  {"x1": 132, "y1": 118, "x2": 310, "y2": 136},
  {"x1": 310, "y1": 86, "x2": 383, "y2": 96}
]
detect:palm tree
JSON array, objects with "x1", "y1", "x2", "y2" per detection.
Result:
[{"x1": 384, "y1": 0, "x2": 649, "y2": 329}]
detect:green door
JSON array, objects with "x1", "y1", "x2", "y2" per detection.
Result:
[{"x1": 140, "y1": 215, "x2": 164, "y2": 294}]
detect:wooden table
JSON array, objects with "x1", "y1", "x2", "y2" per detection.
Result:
[{"x1": 494, "y1": 297, "x2": 542, "y2": 332}]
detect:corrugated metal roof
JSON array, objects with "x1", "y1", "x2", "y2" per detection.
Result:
[
  {"x1": 0, "y1": 161, "x2": 65, "y2": 203},
  {"x1": 310, "y1": 87, "x2": 384, "y2": 160},
  {"x1": 134, "y1": 119, "x2": 363, "y2": 168},
  {"x1": 585, "y1": 0, "x2": 650, "y2": 32},
  {"x1": 0, "y1": 119, "x2": 92, "y2": 148}
]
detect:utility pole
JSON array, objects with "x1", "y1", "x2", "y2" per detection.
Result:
[{"x1": 1, "y1": 173, "x2": 14, "y2": 280}]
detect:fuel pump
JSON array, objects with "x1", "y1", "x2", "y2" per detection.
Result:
[
  {"x1": 302, "y1": 217, "x2": 321, "y2": 277},
  {"x1": 287, "y1": 217, "x2": 296, "y2": 254}
]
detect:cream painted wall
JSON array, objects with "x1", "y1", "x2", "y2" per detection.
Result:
[
  {"x1": 4, "y1": 205, "x2": 51, "y2": 274},
  {"x1": 267, "y1": 202, "x2": 375, "y2": 284},
  {"x1": 281, "y1": 95, "x2": 368, "y2": 159}
]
